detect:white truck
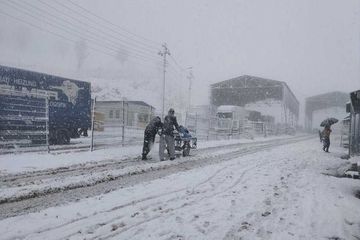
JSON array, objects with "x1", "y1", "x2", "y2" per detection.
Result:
[
  {"x1": 216, "y1": 105, "x2": 248, "y2": 120},
  {"x1": 215, "y1": 105, "x2": 248, "y2": 134}
]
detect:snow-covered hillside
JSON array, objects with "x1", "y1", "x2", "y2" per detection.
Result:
[{"x1": 89, "y1": 75, "x2": 189, "y2": 114}]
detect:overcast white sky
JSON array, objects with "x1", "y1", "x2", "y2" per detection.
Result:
[{"x1": 0, "y1": 0, "x2": 359, "y2": 123}]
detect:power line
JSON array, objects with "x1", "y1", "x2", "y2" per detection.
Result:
[
  {"x1": 5, "y1": 1, "x2": 160, "y2": 65},
  {"x1": 169, "y1": 54, "x2": 182, "y2": 70},
  {"x1": 167, "y1": 62, "x2": 182, "y2": 78},
  {"x1": 37, "y1": 0, "x2": 158, "y2": 56},
  {"x1": 10, "y1": 0, "x2": 162, "y2": 64},
  {"x1": 166, "y1": 69, "x2": 183, "y2": 84},
  {"x1": 66, "y1": 0, "x2": 161, "y2": 47},
  {"x1": 17, "y1": 0, "x2": 161, "y2": 62},
  {"x1": 166, "y1": 70, "x2": 183, "y2": 86},
  {"x1": 2, "y1": 1, "x2": 162, "y2": 66},
  {"x1": 0, "y1": 9, "x2": 161, "y2": 71},
  {"x1": 52, "y1": 0, "x2": 159, "y2": 53},
  {"x1": 166, "y1": 74, "x2": 182, "y2": 89}
]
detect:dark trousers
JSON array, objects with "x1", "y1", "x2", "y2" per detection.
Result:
[
  {"x1": 78, "y1": 128, "x2": 88, "y2": 137},
  {"x1": 159, "y1": 134, "x2": 175, "y2": 159},
  {"x1": 142, "y1": 132, "x2": 155, "y2": 157},
  {"x1": 323, "y1": 137, "x2": 330, "y2": 152}
]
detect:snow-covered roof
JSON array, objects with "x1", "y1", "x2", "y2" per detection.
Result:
[
  {"x1": 96, "y1": 100, "x2": 155, "y2": 109},
  {"x1": 217, "y1": 105, "x2": 236, "y2": 112},
  {"x1": 210, "y1": 75, "x2": 299, "y2": 118}
]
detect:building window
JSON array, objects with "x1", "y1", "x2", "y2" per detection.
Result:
[
  {"x1": 116, "y1": 110, "x2": 120, "y2": 118},
  {"x1": 109, "y1": 110, "x2": 113, "y2": 118}
]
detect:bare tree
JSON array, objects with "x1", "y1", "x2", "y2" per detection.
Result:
[
  {"x1": 15, "y1": 25, "x2": 32, "y2": 52},
  {"x1": 116, "y1": 48, "x2": 129, "y2": 64},
  {"x1": 74, "y1": 38, "x2": 89, "y2": 69}
]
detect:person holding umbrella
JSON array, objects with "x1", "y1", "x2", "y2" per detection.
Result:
[
  {"x1": 322, "y1": 125, "x2": 332, "y2": 152},
  {"x1": 320, "y1": 117, "x2": 338, "y2": 153}
]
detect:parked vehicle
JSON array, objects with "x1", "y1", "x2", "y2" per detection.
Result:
[
  {"x1": 246, "y1": 110, "x2": 261, "y2": 122},
  {"x1": 215, "y1": 105, "x2": 248, "y2": 134},
  {"x1": 216, "y1": 105, "x2": 248, "y2": 120},
  {"x1": 0, "y1": 65, "x2": 91, "y2": 144}
]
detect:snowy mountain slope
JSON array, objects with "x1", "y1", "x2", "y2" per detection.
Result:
[{"x1": 89, "y1": 75, "x2": 186, "y2": 112}]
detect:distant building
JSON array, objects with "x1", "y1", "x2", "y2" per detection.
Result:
[
  {"x1": 305, "y1": 91, "x2": 349, "y2": 132},
  {"x1": 189, "y1": 104, "x2": 218, "y2": 118},
  {"x1": 95, "y1": 100, "x2": 156, "y2": 128},
  {"x1": 210, "y1": 75, "x2": 299, "y2": 125}
]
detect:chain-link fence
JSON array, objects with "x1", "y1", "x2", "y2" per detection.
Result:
[
  {"x1": 1, "y1": 94, "x2": 299, "y2": 154},
  {"x1": 90, "y1": 100, "x2": 153, "y2": 150}
]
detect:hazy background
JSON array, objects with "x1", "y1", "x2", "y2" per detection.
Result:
[{"x1": 0, "y1": 0, "x2": 359, "y2": 125}]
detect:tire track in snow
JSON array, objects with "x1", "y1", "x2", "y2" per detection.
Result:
[
  {"x1": 0, "y1": 136, "x2": 309, "y2": 186},
  {"x1": 92, "y1": 157, "x2": 269, "y2": 240},
  {"x1": 8, "y1": 142, "x2": 285, "y2": 240},
  {"x1": 0, "y1": 136, "x2": 312, "y2": 205},
  {"x1": 114, "y1": 152, "x2": 289, "y2": 240},
  {"x1": 0, "y1": 143, "x2": 274, "y2": 205},
  {"x1": 0, "y1": 136, "x2": 313, "y2": 224},
  {"x1": 17, "y1": 146, "x2": 269, "y2": 240},
  {"x1": 57, "y1": 147, "x2": 278, "y2": 240}
]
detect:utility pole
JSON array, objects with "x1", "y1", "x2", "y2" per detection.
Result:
[
  {"x1": 188, "y1": 70, "x2": 194, "y2": 112},
  {"x1": 180, "y1": 67, "x2": 192, "y2": 113},
  {"x1": 158, "y1": 43, "x2": 170, "y2": 120}
]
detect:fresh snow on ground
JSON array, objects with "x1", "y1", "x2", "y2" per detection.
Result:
[
  {"x1": 0, "y1": 134, "x2": 296, "y2": 175},
  {"x1": 0, "y1": 136, "x2": 359, "y2": 240}
]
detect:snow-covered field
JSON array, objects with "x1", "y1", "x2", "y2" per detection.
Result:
[{"x1": 0, "y1": 135, "x2": 359, "y2": 240}]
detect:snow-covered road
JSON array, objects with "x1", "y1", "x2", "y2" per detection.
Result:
[
  {"x1": 0, "y1": 136, "x2": 359, "y2": 240},
  {"x1": 0, "y1": 135, "x2": 310, "y2": 219}
]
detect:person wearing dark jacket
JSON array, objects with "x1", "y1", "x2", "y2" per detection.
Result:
[
  {"x1": 322, "y1": 125, "x2": 332, "y2": 152},
  {"x1": 142, "y1": 116, "x2": 163, "y2": 160},
  {"x1": 159, "y1": 108, "x2": 179, "y2": 161}
]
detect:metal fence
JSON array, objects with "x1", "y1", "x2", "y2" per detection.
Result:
[
  {"x1": 90, "y1": 102, "x2": 145, "y2": 150},
  {"x1": 184, "y1": 113, "x2": 266, "y2": 140},
  {"x1": 184, "y1": 113, "x2": 298, "y2": 140},
  {"x1": 1, "y1": 95, "x2": 298, "y2": 154}
]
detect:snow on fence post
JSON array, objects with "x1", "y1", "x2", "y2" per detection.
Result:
[
  {"x1": 122, "y1": 100, "x2": 125, "y2": 145},
  {"x1": 195, "y1": 112, "x2": 198, "y2": 137},
  {"x1": 45, "y1": 92, "x2": 50, "y2": 153},
  {"x1": 185, "y1": 111, "x2": 188, "y2": 128},
  {"x1": 90, "y1": 98, "x2": 96, "y2": 152},
  {"x1": 263, "y1": 122, "x2": 267, "y2": 138},
  {"x1": 207, "y1": 117, "x2": 210, "y2": 140},
  {"x1": 207, "y1": 106, "x2": 211, "y2": 140}
]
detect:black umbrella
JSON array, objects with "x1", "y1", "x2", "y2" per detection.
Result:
[{"x1": 320, "y1": 117, "x2": 338, "y2": 127}]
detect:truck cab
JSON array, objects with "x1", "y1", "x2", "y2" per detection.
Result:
[
  {"x1": 216, "y1": 105, "x2": 247, "y2": 120},
  {"x1": 215, "y1": 105, "x2": 248, "y2": 134}
]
